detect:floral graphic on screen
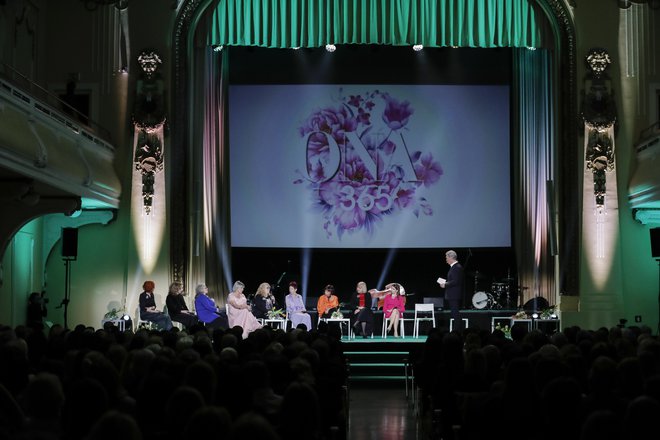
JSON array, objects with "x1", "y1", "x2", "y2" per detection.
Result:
[{"x1": 294, "y1": 89, "x2": 443, "y2": 240}]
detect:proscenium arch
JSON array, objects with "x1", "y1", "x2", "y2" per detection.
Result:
[{"x1": 171, "y1": 0, "x2": 578, "y2": 295}]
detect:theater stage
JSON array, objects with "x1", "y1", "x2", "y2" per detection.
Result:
[
  {"x1": 337, "y1": 308, "x2": 525, "y2": 386},
  {"x1": 326, "y1": 308, "x2": 521, "y2": 340}
]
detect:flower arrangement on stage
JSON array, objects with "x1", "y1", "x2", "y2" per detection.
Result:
[
  {"x1": 294, "y1": 88, "x2": 443, "y2": 240},
  {"x1": 495, "y1": 323, "x2": 512, "y2": 339},
  {"x1": 104, "y1": 308, "x2": 125, "y2": 320},
  {"x1": 331, "y1": 309, "x2": 344, "y2": 319},
  {"x1": 539, "y1": 306, "x2": 557, "y2": 320},
  {"x1": 267, "y1": 308, "x2": 286, "y2": 320},
  {"x1": 513, "y1": 310, "x2": 528, "y2": 319}
]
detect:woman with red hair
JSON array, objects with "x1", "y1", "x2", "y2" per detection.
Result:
[{"x1": 138, "y1": 280, "x2": 173, "y2": 330}]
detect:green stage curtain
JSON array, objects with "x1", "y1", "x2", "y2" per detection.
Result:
[{"x1": 206, "y1": 0, "x2": 540, "y2": 48}]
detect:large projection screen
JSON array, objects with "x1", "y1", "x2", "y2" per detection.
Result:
[{"x1": 229, "y1": 84, "x2": 511, "y2": 248}]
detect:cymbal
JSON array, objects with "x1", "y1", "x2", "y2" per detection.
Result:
[{"x1": 467, "y1": 271, "x2": 489, "y2": 279}]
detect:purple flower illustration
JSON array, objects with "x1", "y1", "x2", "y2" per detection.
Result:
[
  {"x1": 414, "y1": 152, "x2": 443, "y2": 187},
  {"x1": 295, "y1": 89, "x2": 442, "y2": 240},
  {"x1": 382, "y1": 95, "x2": 414, "y2": 130}
]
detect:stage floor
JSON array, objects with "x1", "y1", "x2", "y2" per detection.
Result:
[{"x1": 335, "y1": 308, "x2": 519, "y2": 337}]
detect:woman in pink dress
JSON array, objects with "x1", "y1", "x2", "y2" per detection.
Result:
[
  {"x1": 372, "y1": 283, "x2": 406, "y2": 337},
  {"x1": 227, "y1": 281, "x2": 263, "y2": 338}
]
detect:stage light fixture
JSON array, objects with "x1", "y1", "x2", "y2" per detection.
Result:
[
  {"x1": 527, "y1": 46, "x2": 537, "y2": 51},
  {"x1": 292, "y1": 46, "x2": 301, "y2": 50},
  {"x1": 325, "y1": 44, "x2": 336, "y2": 52},
  {"x1": 413, "y1": 44, "x2": 423, "y2": 51},
  {"x1": 532, "y1": 312, "x2": 539, "y2": 319},
  {"x1": 212, "y1": 45, "x2": 224, "y2": 52}
]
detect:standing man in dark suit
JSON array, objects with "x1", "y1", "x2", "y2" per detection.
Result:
[{"x1": 438, "y1": 250, "x2": 465, "y2": 332}]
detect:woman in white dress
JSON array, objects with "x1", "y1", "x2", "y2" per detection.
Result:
[
  {"x1": 227, "y1": 281, "x2": 263, "y2": 338},
  {"x1": 285, "y1": 281, "x2": 312, "y2": 331}
]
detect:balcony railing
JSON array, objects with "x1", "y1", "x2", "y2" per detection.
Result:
[{"x1": 0, "y1": 62, "x2": 113, "y2": 147}]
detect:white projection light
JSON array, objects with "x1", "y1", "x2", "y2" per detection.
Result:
[
  {"x1": 325, "y1": 44, "x2": 336, "y2": 52},
  {"x1": 413, "y1": 44, "x2": 424, "y2": 51}
]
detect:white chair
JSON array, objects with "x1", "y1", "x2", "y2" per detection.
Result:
[
  {"x1": 399, "y1": 310, "x2": 415, "y2": 338},
  {"x1": 163, "y1": 305, "x2": 183, "y2": 330},
  {"x1": 449, "y1": 318, "x2": 469, "y2": 332},
  {"x1": 413, "y1": 303, "x2": 436, "y2": 338},
  {"x1": 381, "y1": 314, "x2": 404, "y2": 338},
  {"x1": 134, "y1": 306, "x2": 153, "y2": 330}
]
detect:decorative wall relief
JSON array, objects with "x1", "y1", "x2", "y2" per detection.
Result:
[
  {"x1": 133, "y1": 49, "x2": 166, "y2": 214},
  {"x1": 131, "y1": 49, "x2": 167, "y2": 273},
  {"x1": 580, "y1": 47, "x2": 619, "y2": 277},
  {"x1": 582, "y1": 48, "x2": 617, "y2": 212}
]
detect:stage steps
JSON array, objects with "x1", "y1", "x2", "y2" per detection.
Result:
[{"x1": 345, "y1": 350, "x2": 411, "y2": 383}]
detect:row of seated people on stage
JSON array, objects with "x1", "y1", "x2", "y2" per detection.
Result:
[
  {"x1": 139, "y1": 279, "x2": 409, "y2": 338},
  {"x1": 1, "y1": 313, "x2": 350, "y2": 440}
]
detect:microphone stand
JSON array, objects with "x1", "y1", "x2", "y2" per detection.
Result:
[
  {"x1": 57, "y1": 256, "x2": 76, "y2": 329},
  {"x1": 463, "y1": 249, "x2": 472, "y2": 309}
]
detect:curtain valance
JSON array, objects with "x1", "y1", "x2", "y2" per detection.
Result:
[{"x1": 206, "y1": 0, "x2": 540, "y2": 48}]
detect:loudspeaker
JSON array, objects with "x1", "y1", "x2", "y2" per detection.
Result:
[
  {"x1": 423, "y1": 297, "x2": 444, "y2": 310},
  {"x1": 651, "y1": 227, "x2": 660, "y2": 258},
  {"x1": 61, "y1": 228, "x2": 78, "y2": 258}
]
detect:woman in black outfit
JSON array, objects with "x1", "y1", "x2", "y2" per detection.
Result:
[
  {"x1": 165, "y1": 281, "x2": 199, "y2": 328},
  {"x1": 252, "y1": 282, "x2": 279, "y2": 320},
  {"x1": 351, "y1": 281, "x2": 374, "y2": 338}
]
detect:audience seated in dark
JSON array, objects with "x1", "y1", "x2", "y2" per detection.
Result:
[{"x1": 7, "y1": 316, "x2": 660, "y2": 440}]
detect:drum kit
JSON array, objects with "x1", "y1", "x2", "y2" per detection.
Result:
[{"x1": 469, "y1": 272, "x2": 521, "y2": 310}]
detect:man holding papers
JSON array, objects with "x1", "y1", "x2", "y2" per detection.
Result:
[{"x1": 437, "y1": 250, "x2": 465, "y2": 332}]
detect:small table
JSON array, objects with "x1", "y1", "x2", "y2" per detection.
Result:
[
  {"x1": 491, "y1": 316, "x2": 511, "y2": 332},
  {"x1": 534, "y1": 318, "x2": 560, "y2": 333},
  {"x1": 264, "y1": 318, "x2": 287, "y2": 330},
  {"x1": 322, "y1": 318, "x2": 353, "y2": 339},
  {"x1": 101, "y1": 318, "x2": 126, "y2": 331},
  {"x1": 510, "y1": 318, "x2": 532, "y2": 331}
]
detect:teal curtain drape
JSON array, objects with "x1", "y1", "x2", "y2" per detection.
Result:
[
  {"x1": 206, "y1": 0, "x2": 540, "y2": 48},
  {"x1": 513, "y1": 48, "x2": 556, "y2": 306}
]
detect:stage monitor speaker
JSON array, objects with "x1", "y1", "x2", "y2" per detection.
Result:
[
  {"x1": 61, "y1": 228, "x2": 78, "y2": 259},
  {"x1": 523, "y1": 296, "x2": 549, "y2": 312},
  {"x1": 423, "y1": 297, "x2": 444, "y2": 310},
  {"x1": 651, "y1": 227, "x2": 660, "y2": 258}
]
